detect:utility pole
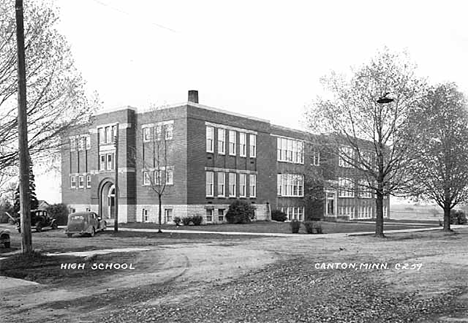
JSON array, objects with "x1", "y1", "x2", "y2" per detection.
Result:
[
  {"x1": 15, "y1": 0, "x2": 32, "y2": 253},
  {"x1": 114, "y1": 123, "x2": 119, "y2": 232}
]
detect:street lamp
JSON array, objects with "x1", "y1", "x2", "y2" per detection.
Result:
[{"x1": 377, "y1": 92, "x2": 394, "y2": 104}]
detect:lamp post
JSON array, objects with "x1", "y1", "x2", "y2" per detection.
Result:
[{"x1": 374, "y1": 92, "x2": 394, "y2": 237}]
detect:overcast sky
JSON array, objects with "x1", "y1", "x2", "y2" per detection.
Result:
[{"x1": 53, "y1": 0, "x2": 468, "y2": 130}]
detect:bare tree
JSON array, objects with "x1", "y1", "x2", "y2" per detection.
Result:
[
  {"x1": 403, "y1": 83, "x2": 468, "y2": 231},
  {"x1": 306, "y1": 49, "x2": 426, "y2": 237},
  {"x1": 131, "y1": 106, "x2": 174, "y2": 232},
  {"x1": 0, "y1": 1, "x2": 97, "y2": 177}
]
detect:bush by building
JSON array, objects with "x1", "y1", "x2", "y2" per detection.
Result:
[
  {"x1": 271, "y1": 209, "x2": 287, "y2": 222},
  {"x1": 182, "y1": 216, "x2": 192, "y2": 226},
  {"x1": 290, "y1": 219, "x2": 301, "y2": 233},
  {"x1": 192, "y1": 214, "x2": 203, "y2": 226},
  {"x1": 225, "y1": 200, "x2": 255, "y2": 224}
]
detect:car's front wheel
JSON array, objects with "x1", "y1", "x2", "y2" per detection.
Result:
[
  {"x1": 90, "y1": 227, "x2": 95, "y2": 237},
  {"x1": 35, "y1": 222, "x2": 42, "y2": 232},
  {"x1": 67, "y1": 233, "x2": 73, "y2": 238},
  {"x1": 52, "y1": 222, "x2": 58, "y2": 230}
]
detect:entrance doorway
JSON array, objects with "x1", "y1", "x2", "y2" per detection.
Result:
[{"x1": 100, "y1": 181, "x2": 115, "y2": 220}]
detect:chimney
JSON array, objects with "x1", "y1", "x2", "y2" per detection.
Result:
[{"x1": 188, "y1": 90, "x2": 199, "y2": 104}]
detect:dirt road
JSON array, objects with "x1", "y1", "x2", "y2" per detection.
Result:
[{"x1": 1, "y1": 226, "x2": 468, "y2": 322}]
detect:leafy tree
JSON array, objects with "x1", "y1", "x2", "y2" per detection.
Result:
[
  {"x1": 13, "y1": 160, "x2": 38, "y2": 215},
  {"x1": 402, "y1": 83, "x2": 468, "y2": 231},
  {"x1": 306, "y1": 48, "x2": 426, "y2": 237},
  {"x1": 0, "y1": 0, "x2": 97, "y2": 181},
  {"x1": 225, "y1": 200, "x2": 255, "y2": 224}
]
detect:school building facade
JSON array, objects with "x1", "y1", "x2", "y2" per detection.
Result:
[{"x1": 61, "y1": 91, "x2": 389, "y2": 223}]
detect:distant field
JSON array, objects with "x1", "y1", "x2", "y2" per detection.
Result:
[{"x1": 390, "y1": 203, "x2": 444, "y2": 221}]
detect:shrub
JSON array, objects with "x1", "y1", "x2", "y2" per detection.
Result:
[
  {"x1": 290, "y1": 219, "x2": 301, "y2": 233},
  {"x1": 271, "y1": 209, "x2": 287, "y2": 222},
  {"x1": 314, "y1": 221, "x2": 323, "y2": 234},
  {"x1": 451, "y1": 210, "x2": 467, "y2": 225},
  {"x1": 46, "y1": 203, "x2": 69, "y2": 226},
  {"x1": 173, "y1": 216, "x2": 181, "y2": 226},
  {"x1": 303, "y1": 221, "x2": 314, "y2": 234},
  {"x1": 192, "y1": 214, "x2": 203, "y2": 226},
  {"x1": 225, "y1": 200, "x2": 255, "y2": 224},
  {"x1": 181, "y1": 216, "x2": 192, "y2": 226}
]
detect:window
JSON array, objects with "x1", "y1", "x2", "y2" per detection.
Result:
[
  {"x1": 78, "y1": 176, "x2": 84, "y2": 188},
  {"x1": 249, "y1": 174, "x2": 256, "y2": 198},
  {"x1": 86, "y1": 175, "x2": 91, "y2": 188},
  {"x1": 143, "y1": 127, "x2": 151, "y2": 142},
  {"x1": 229, "y1": 173, "x2": 236, "y2": 197},
  {"x1": 85, "y1": 135, "x2": 91, "y2": 150},
  {"x1": 106, "y1": 153, "x2": 114, "y2": 170},
  {"x1": 217, "y1": 172, "x2": 225, "y2": 197},
  {"x1": 339, "y1": 146, "x2": 354, "y2": 168},
  {"x1": 339, "y1": 177, "x2": 355, "y2": 197},
  {"x1": 142, "y1": 209, "x2": 149, "y2": 222},
  {"x1": 359, "y1": 179, "x2": 373, "y2": 198},
  {"x1": 277, "y1": 174, "x2": 304, "y2": 197},
  {"x1": 70, "y1": 137, "x2": 76, "y2": 151},
  {"x1": 143, "y1": 171, "x2": 151, "y2": 186},
  {"x1": 206, "y1": 209, "x2": 213, "y2": 222},
  {"x1": 249, "y1": 134, "x2": 256, "y2": 158},
  {"x1": 277, "y1": 137, "x2": 304, "y2": 164},
  {"x1": 105, "y1": 126, "x2": 112, "y2": 144},
  {"x1": 99, "y1": 127, "x2": 105, "y2": 144},
  {"x1": 154, "y1": 170, "x2": 162, "y2": 185},
  {"x1": 78, "y1": 137, "x2": 85, "y2": 151},
  {"x1": 311, "y1": 149, "x2": 320, "y2": 166},
  {"x1": 206, "y1": 171, "x2": 214, "y2": 197},
  {"x1": 165, "y1": 123, "x2": 173, "y2": 140},
  {"x1": 70, "y1": 176, "x2": 76, "y2": 189},
  {"x1": 99, "y1": 154, "x2": 106, "y2": 170},
  {"x1": 165, "y1": 168, "x2": 174, "y2": 185},
  {"x1": 239, "y1": 133, "x2": 246, "y2": 157},
  {"x1": 218, "y1": 209, "x2": 225, "y2": 222},
  {"x1": 155, "y1": 125, "x2": 162, "y2": 140},
  {"x1": 229, "y1": 130, "x2": 236, "y2": 155},
  {"x1": 218, "y1": 128, "x2": 225, "y2": 155},
  {"x1": 239, "y1": 173, "x2": 246, "y2": 197},
  {"x1": 164, "y1": 209, "x2": 173, "y2": 223},
  {"x1": 206, "y1": 126, "x2": 214, "y2": 153}
]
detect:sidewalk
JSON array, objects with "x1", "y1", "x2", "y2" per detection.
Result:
[{"x1": 119, "y1": 225, "x2": 465, "y2": 238}]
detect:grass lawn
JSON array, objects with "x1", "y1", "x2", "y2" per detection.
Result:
[{"x1": 121, "y1": 219, "x2": 441, "y2": 235}]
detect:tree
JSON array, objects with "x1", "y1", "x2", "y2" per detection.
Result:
[
  {"x1": 402, "y1": 83, "x2": 468, "y2": 231},
  {"x1": 0, "y1": 0, "x2": 96, "y2": 178},
  {"x1": 13, "y1": 159, "x2": 38, "y2": 215},
  {"x1": 306, "y1": 48, "x2": 426, "y2": 237},
  {"x1": 132, "y1": 106, "x2": 174, "y2": 232}
]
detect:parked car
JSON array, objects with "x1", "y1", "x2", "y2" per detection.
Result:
[
  {"x1": 0, "y1": 228, "x2": 10, "y2": 248},
  {"x1": 16, "y1": 210, "x2": 58, "y2": 233},
  {"x1": 65, "y1": 212, "x2": 106, "y2": 238}
]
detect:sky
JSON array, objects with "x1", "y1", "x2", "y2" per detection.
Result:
[
  {"x1": 38, "y1": 0, "x2": 468, "y2": 203},
  {"x1": 52, "y1": 0, "x2": 468, "y2": 130}
]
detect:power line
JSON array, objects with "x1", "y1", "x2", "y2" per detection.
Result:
[{"x1": 92, "y1": 0, "x2": 177, "y2": 33}]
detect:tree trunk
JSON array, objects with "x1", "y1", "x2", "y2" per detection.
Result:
[
  {"x1": 443, "y1": 204, "x2": 452, "y2": 232},
  {"x1": 375, "y1": 191, "x2": 385, "y2": 238},
  {"x1": 158, "y1": 194, "x2": 162, "y2": 233}
]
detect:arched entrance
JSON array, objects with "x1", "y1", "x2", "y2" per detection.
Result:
[{"x1": 99, "y1": 181, "x2": 115, "y2": 220}]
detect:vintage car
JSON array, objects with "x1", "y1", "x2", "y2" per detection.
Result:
[
  {"x1": 65, "y1": 211, "x2": 106, "y2": 237},
  {"x1": 15, "y1": 210, "x2": 58, "y2": 233},
  {"x1": 0, "y1": 228, "x2": 10, "y2": 248}
]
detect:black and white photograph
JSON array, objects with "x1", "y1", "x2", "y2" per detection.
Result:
[{"x1": 1, "y1": 0, "x2": 468, "y2": 322}]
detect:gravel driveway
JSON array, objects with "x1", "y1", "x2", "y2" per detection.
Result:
[{"x1": 1, "y1": 225, "x2": 468, "y2": 323}]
